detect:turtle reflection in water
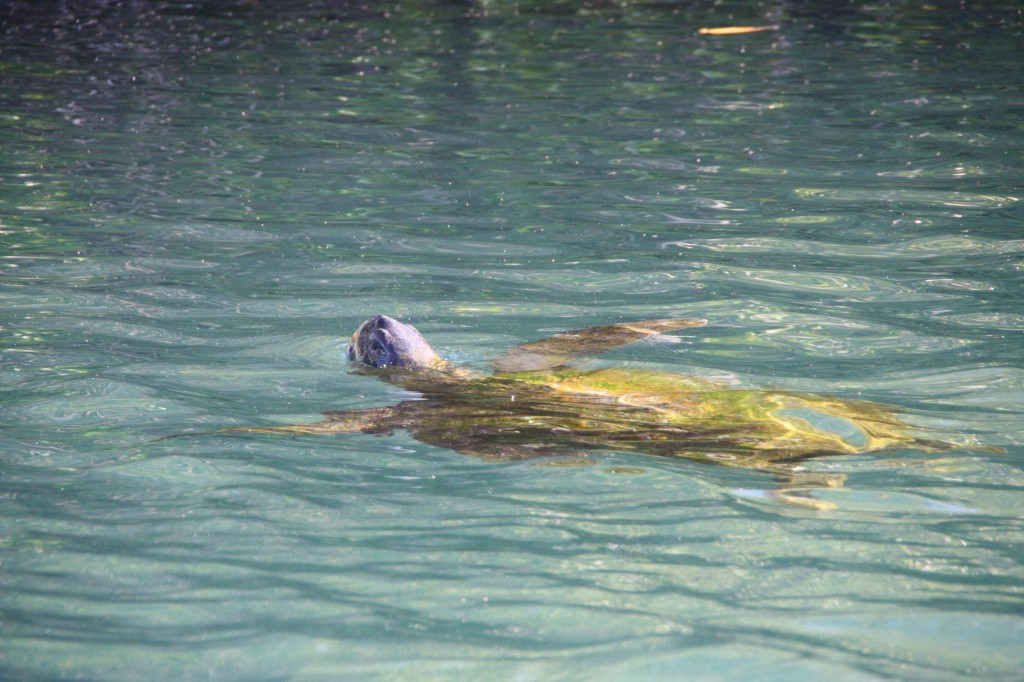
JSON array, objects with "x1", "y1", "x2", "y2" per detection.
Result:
[{"x1": 209, "y1": 315, "x2": 959, "y2": 509}]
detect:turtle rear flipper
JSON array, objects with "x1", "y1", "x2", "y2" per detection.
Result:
[{"x1": 490, "y1": 318, "x2": 706, "y2": 373}]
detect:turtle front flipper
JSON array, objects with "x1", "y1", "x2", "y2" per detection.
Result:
[
  {"x1": 225, "y1": 406, "x2": 400, "y2": 437},
  {"x1": 153, "y1": 406, "x2": 398, "y2": 441},
  {"x1": 490, "y1": 318, "x2": 707, "y2": 372}
]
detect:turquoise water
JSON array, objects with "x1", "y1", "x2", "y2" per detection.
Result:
[{"x1": 2, "y1": 1, "x2": 1023, "y2": 679}]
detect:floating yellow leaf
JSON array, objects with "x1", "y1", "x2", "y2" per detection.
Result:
[{"x1": 698, "y1": 25, "x2": 777, "y2": 35}]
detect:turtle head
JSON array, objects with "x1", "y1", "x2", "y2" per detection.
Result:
[{"x1": 348, "y1": 315, "x2": 440, "y2": 369}]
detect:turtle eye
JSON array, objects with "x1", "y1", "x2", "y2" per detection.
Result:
[{"x1": 367, "y1": 338, "x2": 391, "y2": 367}]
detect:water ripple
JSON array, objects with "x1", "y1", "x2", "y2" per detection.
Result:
[
  {"x1": 663, "y1": 236, "x2": 1024, "y2": 260},
  {"x1": 793, "y1": 187, "x2": 1019, "y2": 209},
  {"x1": 695, "y1": 263, "x2": 942, "y2": 301}
]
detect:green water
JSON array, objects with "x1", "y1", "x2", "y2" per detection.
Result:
[{"x1": 2, "y1": 1, "x2": 1023, "y2": 680}]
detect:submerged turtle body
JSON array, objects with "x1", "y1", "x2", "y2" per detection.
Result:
[{"x1": 238, "y1": 315, "x2": 937, "y2": 473}]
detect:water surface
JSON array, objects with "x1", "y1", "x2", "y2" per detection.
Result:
[{"x1": 2, "y1": 1, "x2": 1023, "y2": 680}]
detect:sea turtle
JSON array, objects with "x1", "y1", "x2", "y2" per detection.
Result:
[{"x1": 205, "y1": 315, "x2": 954, "y2": 508}]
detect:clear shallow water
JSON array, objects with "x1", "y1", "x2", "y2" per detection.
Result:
[{"x1": 2, "y1": 1, "x2": 1023, "y2": 679}]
